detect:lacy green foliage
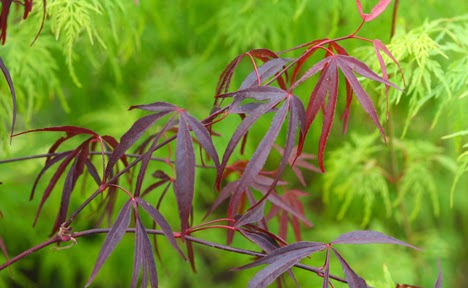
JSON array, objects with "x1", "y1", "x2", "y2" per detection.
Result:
[
  {"x1": 324, "y1": 133, "x2": 391, "y2": 227},
  {"x1": 48, "y1": 0, "x2": 106, "y2": 87},
  {"x1": 442, "y1": 130, "x2": 468, "y2": 207},
  {"x1": 324, "y1": 134, "x2": 456, "y2": 225},
  {"x1": 0, "y1": 21, "x2": 63, "y2": 133},
  {"x1": 0, "y1": 0, "x2": 140, "y2": 137},
  {"x1": 358, "y1": 15, "x2": 468, "y2": 135},
  {"x1": 391, "y1": 139, "x2": 455, "y2": 221}
]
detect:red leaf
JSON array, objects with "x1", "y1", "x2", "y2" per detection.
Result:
[
  {"x1": 373, "y1": 39, "x2": 405, "y2": 119},
  {"x1": 86, "y1": 200, "x2": 132, "y2": 287},
  {"x1": 331, "y1": 248, "x2": 368, "y2": 288},
  {"x1": 174, "y1": 114, "x2": 196, "y2": 239},
  {"x1": 331, "y1": 230, "x2": 421, "y2": 250},
  {"x1": 335, "y1": 55, "x2": 401, "y2": 142},
  {"x1": 0, "y1": 57, "x2": 16, "y2": 140},
  {"x1": 317, "y1": 61, "x2": 338, "y2": 172},
  {"x1": 356, "y1": 0, "x2": 392, "y2": 22}
]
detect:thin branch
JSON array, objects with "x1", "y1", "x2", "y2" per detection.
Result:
[{"x1": 0, "y1": 228, "x2": 347, "y2": 284}]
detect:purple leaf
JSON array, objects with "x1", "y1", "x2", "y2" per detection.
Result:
[
  {"x1": 131, "y1": 215, "x2": 145, "y2": 288},
  {"x1": 240, "y1": 229, "x2": 280, "y2": 253},
  {"x1": 174, "y1": 114, "x2": 196, "y2": 239},
  {"x1": 134, "y1": 115, "x2": 177, "y2": 197},
  {"x1": 228, "y1": 100, "x2": 289, "y2": 219},
  {"x1": 135, "y1": 197, "x2": 185, "y2": 259},
  {"x1": 434, "y1": 259, "x2": 442, "y2": 288},
  {"x1": 0, "y1": 56, "x2": 16, "y2": 141},
  {"x1": 129, "y1": 101, "x2": 178, "y2": 113},
  {"x1": 240, "y1": 57, "x2": 293, "y2": 89},
  {"x1": 86, "y1": 200, "x2": 132, "y2": 287},
  {"x1": 331, "y1": 248, "x2": 368, "y2": 288},
  {"x1": 235, "y1": 200, "x2": 266, "y2": 228},
  {"x1": 356, "y1": 0, "x2": 391, "y2": 22},
  {"x1": 216, "y1": 87, "x2": 287, "y2": 189},
  {"x1": 236, "y1": 242, "x2": 326, "y2": 288},
  {"x1": 183, "y1": 112, "x2": 220, "y2": 169},
  {"x1": 135, "y1": 214, "x2": 158, "y2": 288},
  {"x1": 331, "y1": 230, "x2": 421, "y2": 250},
  {"x1": 321, "y1": 249, "x2": 330, "y2": 288},
  {"x1": 105, "y1": 111, "x2": 172, "y2": 179},
  {"x1": 235, "y1": 241, "x2": 326, "y2": 270}
]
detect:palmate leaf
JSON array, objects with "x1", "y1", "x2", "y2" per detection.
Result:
[
  {"x1": 13, "y1": 126, "x2": 116, "y2": 234},
  {"x1": 215, "y1": 86, "x2": 287, "y2": 190},
  {"x1": 291, "y1": 54, "x2": 401, "y2": 171}
]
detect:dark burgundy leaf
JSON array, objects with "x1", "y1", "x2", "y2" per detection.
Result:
[
  {"x1": 0, "y1": 56, "x2": 16, "y2": 140},
  {"x1": 235, "y1": 200, "x2": 266, "y2": 228},
  {"x1": 134, "y1": 115, "x2": 177, "y2": 197},
  {"x1": 86, "y1": 199, "x2": 132, "y2": 287},
  {"x1": 216, "y1": 87, "x2": 287, "y2": 189},
  {"x1": 331, "y1": 230, "x2": 421, "y2": 250},
  {"x1": 434, "y1": 259, "x2": 442, "y2": 288},
  {"x1": 240, "y1": 57, "x2": 293, "y2": 89},
  {"x1": 228, "y1": 100, "x2": 289, "y2": 219},
  {"x1": 105, "y1": 111, "x2": 172, "y2": 179},
  {"x1": 30, "y1": 151, "x2": 70, "y2": 201},
  {"x1": 174, "y1": 114, "x2": 196, "y2": 239},
  {"x1": 183, "y1": 112, "x2": 220, "y2": 169},
  {"x1": 33, "y1": 150, "x2": 80, "y2": 226},
  {"x1": 135, "y1": 197, "x2": 185, "y2": 259},
  {"x1": 240, "y1": 229, "x2": 280, "y2": 253},
  {"x1": 131, "y1": 213, "x2": 145, "y2": 288},
  {"x1": 331, "y1": 248, "x2": 368, "y2": 288},
  {"x1": 321, "y1": 249, "x2": 330, "y2": 288},
  {"x1": 85, "y1": 159, "x2": 102, "y2": 186},
  {"x1": 356, "y1": 0, "x2": 391, "y2": 22},
  {"x1": 135, "y1": 214, "x2": 158, "y2": 288}
]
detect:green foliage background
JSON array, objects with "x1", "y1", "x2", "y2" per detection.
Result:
[{"x1": 0, "y1": 0, "x2": 467, "y2": 287}]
